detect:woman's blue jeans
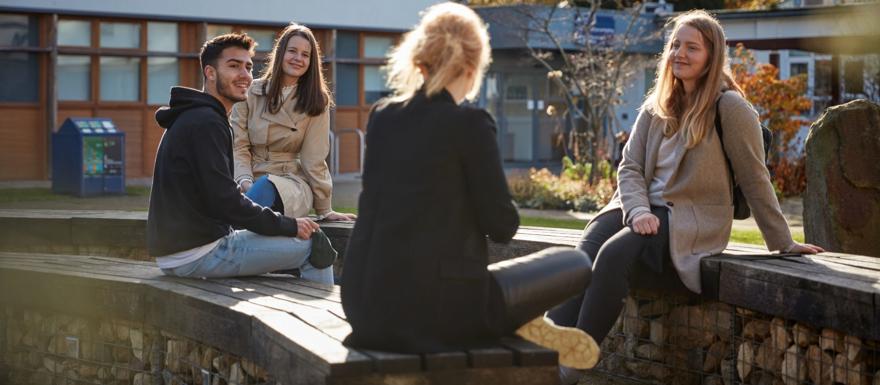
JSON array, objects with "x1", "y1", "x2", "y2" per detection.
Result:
[{"x1": 246, "y1": 175, "x2": 281, "y2": 211}]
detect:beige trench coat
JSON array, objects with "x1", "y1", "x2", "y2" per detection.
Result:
[
  {"x1": 599, "y1": 91, "x2": 795, "y2": 293},
  {"x1": 230, "y1": 79, "x2": 333, "y2": 218}
]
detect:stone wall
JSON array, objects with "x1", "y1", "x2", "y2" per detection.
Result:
[
  {"x1": 597, "y1": 290, "x2": 880, "y2": 385},
  {"x1": 0, "y1": 306, "x2": 270, "y2": 385},
  {"x1": 804, "y1": 99, "x2": 880, "y2": 257}
]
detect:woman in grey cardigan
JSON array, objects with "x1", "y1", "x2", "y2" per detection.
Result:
[{"x1": 549, "y1": 10, "x2": 823, "y2": 384}]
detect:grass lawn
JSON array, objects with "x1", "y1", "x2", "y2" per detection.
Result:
[
  {"x1": 0, "y1": 186, "x2": 150, "y2": 204},
  {"x1": 520, "y1": 216, "x2": 587, "y2": 230},
  {"x1": 731, "y1": 228, "x2": 805, "y2": 245}
]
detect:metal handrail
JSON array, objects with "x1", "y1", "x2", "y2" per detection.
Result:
[{"x1": 329, "y1": 128, "x2": 365, "y2": 176}]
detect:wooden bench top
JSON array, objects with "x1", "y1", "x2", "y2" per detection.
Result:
[
  {"x1": 0, "y1": 251, "x2": 558, "y2": 385},
  {"x1": 1, "y1": 209, "x2": 878, "y2": 340}
]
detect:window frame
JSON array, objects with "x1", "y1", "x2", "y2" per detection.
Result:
[
  {"x1": 55, "y1": 16, "x2": 196, "y2": 107},
  {"x1": 329, "y1": 31, "x2": 397, "y2": 107},
  {"x1": 0, "y1": 13, "x2": 46, "y2": 105}
]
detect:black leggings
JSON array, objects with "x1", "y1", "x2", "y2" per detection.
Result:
[{"x1": 546, "y1": 207, "x2": 690, "y2": 345}]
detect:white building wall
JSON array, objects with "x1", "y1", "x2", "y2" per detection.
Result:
[{"x1": 616, "y1": 57, "x2": 653, "y2": 133}]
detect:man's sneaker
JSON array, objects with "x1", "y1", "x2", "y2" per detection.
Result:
[{"x1": 514, "y1": 316, "x2": 599, "y2": 369}]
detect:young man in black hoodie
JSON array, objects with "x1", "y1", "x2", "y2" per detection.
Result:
[{"x1": 147, "y1": 33, "x2": 333, "y2": 284}]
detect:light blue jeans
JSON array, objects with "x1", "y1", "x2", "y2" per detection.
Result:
[{"x1": 160, "y1": 229, "x2": 334, "y2": 285}]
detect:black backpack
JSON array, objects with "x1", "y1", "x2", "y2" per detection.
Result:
[{"x1": 713, "y1": 93, "x2": 772, "y2": 220}]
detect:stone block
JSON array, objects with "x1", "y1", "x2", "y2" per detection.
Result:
[
  {"x1": 804, "y1": 99, "x2": 880, "y2": 256},
  {"x1": 131, "y1": 328, "x2": 144, "y2": 361}
]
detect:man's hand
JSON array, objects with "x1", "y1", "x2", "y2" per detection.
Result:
[
  {"x1": 631, "y1": 213, "x2": 660, "y2": 235},
  {"x1": 321, "y1": 211, "x2": 358, "y2": 222},
  {"x1": 296, "y1": 217, "x2": 319, "y2": 240},
  {"x1": 238, "y1": 180, "x2": 253, "y2": 193}
]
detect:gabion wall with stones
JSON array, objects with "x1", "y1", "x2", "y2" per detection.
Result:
[
  {"x1": 0, "y1": 306, "x2": 271, "y2": 385},
  {"x1": 595, "y1": 290, "x2": 880, "y2": 385}
]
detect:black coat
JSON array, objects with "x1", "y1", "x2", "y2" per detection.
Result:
[{"x1": 341, "y1": 89, "x2": 519, "y2": 353}]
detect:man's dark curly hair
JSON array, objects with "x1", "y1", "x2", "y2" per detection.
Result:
[{"x1": 199, "y1": 33, "x2": 256, "y2": 76}]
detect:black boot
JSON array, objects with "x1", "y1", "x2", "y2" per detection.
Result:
[{"x1": 488, "y1": 246, "x2": 592, "y2": 327}]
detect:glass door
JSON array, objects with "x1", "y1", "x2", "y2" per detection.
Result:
[{"x1": 501, "y1": 74, "x2": 535, "y2": 162}]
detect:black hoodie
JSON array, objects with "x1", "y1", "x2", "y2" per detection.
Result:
[{"x1": 147, "y1": 87, "x2": 298, "y2": 256}]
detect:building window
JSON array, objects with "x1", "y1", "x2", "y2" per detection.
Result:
[
  {"x1": 0, "y1": 14, "x2": 38, "y2": 47},
  {"x1": 207, "y1": 24, "x2": 233, "y2": 39},
  {"x1": 364, "y1": 36, "x2": 393, "y2": 59},
  {"x1": 337, "y1": 63, "x2": 359, "y2": 105},
  {"x1": 790, "y1": 62, "x2": 808, "y2": 77},
  {"x1": 99, "y1": 22, "x2": 141, "y2": 49},
  {"x1": 57, "y1": 55, "x2": 91, "y2": 101},
  {"x1": 146, "y1": 22, "x2": 179, "y2": 105},
  {"x1": 361, "y1": 36, "x2": 393, "y2": 104},
  {"x1": 245, "y1": 29, "x2": 276, "y2": 52},
  {"x1": 0, "y1": 14, "x2": 39, "y2": 102},
  {"x1": 337, "y1": 31, "x2": 359, "y2": 59},
  {"x1": 242, "y1": 28, "x2": 276, "y2": 78},
  {"x1": 844, "y1": 59, "x2": 865, "y2": 95},
  {"x1": 147, "y1": 22, "x2": 178, "y2": 52},
  {"x1": 332, "y1": 33, "x2": 394, "y2": 106},
  {"x1": 147, "y1": 57, "x2": 178, "y2": 105},
  {"x1": 364, "y1": 65, "x2": 390, "y2": 104},
  {"x1": 0, "y1": 52, "x2": 39, "y2": 102},
  {"x1": 58, "y1": 19, "x2": 91, "y2": 47},
  {"x1": 55, "y1": 19, "x2": 194, "y2": 104},
  {"x1": 100, "y1": 56, "x2": 141, "y2": 101},
  {"x1": 814, "y1": 59, "x2": 832, "y2": 97}
]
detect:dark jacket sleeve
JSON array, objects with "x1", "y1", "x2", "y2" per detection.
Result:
[
  {"x1": 190, "y1": 119, "x2": 298, "y2": 236},
  {"x1": 457, "y1": 109, "x2": 520, "y2": 243}
]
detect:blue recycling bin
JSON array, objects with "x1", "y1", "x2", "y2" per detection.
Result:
[{"x1": 52, "y1": 118, "x2": 126, "y2": 197}]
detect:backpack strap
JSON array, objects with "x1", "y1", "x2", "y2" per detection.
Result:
[{"x1": 714, "y1": 91, "x2": 736, "y2": 182}]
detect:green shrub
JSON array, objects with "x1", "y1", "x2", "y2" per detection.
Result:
[{"x1": 509, "y1": 158, "x2": 616, "y2": 212}]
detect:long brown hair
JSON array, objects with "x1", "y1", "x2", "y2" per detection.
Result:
[
  {"x1": 645, "y1": 10, "x2": 744, "y2": 148},
  {"x1": 385, "y1": 2, "x2": 491, "y2": 102},
  {"x1": 260, "y1": 23, "x2": 333, "y2": 116}
]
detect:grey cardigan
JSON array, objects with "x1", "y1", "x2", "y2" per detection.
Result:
[{"x1": 598, "y1": 91, "x2": 794, "y2": 293}]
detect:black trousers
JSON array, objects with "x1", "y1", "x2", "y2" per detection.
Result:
[{"x1": 546, "y1": 207, "x2": 691, "y2": 345}]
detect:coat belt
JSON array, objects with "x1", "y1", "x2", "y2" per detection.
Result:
[{"x1": 253, "y1": 147, "x2": 298, "y2": 162}]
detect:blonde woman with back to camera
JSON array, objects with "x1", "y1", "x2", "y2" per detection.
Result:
[
  {"x1": 341, "y1": 2, "x2": 603, "y2": 373},
  {"x1": 545, "y1": 10, "x2": 824, "y2": 384}
]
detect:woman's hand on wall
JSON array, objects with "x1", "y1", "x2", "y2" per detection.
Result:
[
  {"x1": 320, "y1": 211, "x2": 358, "y2": 222},
  {"x1": 631, "y1": 213, "x2": 660, "y2": 235},
  {"x1": 785, "y1": 242, "x2": 825, "y2": 254}
]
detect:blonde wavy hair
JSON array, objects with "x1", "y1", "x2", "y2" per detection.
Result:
[
  {"x1": 645, "y1": 10, "x2": 744, "y2": 148},
  {"x1": 385, "y1": 2, "x2": 491, "y2": 102}
]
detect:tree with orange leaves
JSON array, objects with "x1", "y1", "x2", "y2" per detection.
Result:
[{"x1": 730, "y1": 44, "x2": 812, "y2": 196}]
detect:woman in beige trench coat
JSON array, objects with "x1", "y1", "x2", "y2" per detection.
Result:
[
  {"x1": 231, "y1": 23, "x2": 355, "y2": 222},
  {"x1": 548, "y1": 10, "x2": 824, "y2": 385}
]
